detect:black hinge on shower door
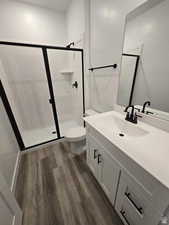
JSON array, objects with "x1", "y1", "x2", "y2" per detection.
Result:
[{"x1": 42, "y1": 47, "x2": 61, "y2": 138}]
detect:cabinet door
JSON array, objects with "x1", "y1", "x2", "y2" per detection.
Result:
[
  {"x1": 87, "y1": 134, "x2": 121, "y2": 205},
  {"x1": 87, "y1": 135, "x2": 100, "y2": 179},
  {"x1": 100, "y1": 149, "x2": 121, "y2": 205}
]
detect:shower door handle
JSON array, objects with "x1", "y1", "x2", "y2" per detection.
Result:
[{"x1": 72, "y1": 81, "x2": 78, "y2": 88}]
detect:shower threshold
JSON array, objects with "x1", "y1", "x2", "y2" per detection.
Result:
[{"x1": 22, "y1": 120, "x2": 79, "y2": 148}]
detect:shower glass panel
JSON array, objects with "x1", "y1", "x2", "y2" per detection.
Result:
[
  {"x1": 47, "y1": 49, "x2": 84, "y2": 136},
  {"x1": 0, "y1": 45, "x2": 58, "y2": 148}
]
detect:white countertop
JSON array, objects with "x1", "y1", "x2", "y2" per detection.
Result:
[{"x1": 84, "y1": 111, "x2": 169, "y2": 190}]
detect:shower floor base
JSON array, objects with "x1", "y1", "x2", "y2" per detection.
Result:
[{"x1": 22, "y1": 120, "x2": 79, "y2": 148}]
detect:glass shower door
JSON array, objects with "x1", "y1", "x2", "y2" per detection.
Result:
[
  {"x1": 0, "y1": 45, "x2": 58, "y2": 148},
  {"x1": 47, "y1": 49, "x2": 84, "y2": 137}
]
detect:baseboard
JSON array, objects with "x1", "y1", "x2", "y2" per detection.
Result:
[{"x1": 11, "y1": 151, "x2": 21, "y2": 193}]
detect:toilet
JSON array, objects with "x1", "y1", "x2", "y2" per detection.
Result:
[{"x1": 65, "y1": 109, "x2": 99, "y2": 154}]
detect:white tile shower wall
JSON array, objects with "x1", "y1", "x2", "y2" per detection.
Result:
[
  {"x1": 71, "y1": 50, "x2": 84, "y2": 125},
  {"x1": 89, "y1": 0, "x2": 147, "y2": 111},
  {"x1": 0, "y1": 1, "x2": 67, "y2": 46},
  {"x1": 66, "y1": 0, "x2": 87, "y2": 124},
  {"x1": 0, "y1": 46, "x2": 55, "y2": 132},
  {"x1": 47, "y1": 50, "x2": 76, "y2": 124}
]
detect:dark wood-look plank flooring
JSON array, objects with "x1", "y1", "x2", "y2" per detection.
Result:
[{"x1": 15, "y1": 142, "x2": 123, "y2": 225}]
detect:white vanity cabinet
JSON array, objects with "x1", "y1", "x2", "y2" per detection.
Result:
[
  {"x1": 87, "y1": 134, "x2": 121, "y2": 205},
  {"x1": 86, "y1": 124, "x2": 169, "y2": 225}
]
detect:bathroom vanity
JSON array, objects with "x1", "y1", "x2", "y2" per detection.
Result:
[{"x1": 84, "y1": 111, "x2": 169, "y2": 225}]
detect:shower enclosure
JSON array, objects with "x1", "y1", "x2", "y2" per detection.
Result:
[{"x1": 0, "y1": 42, "x2": 85, "y2": 150}]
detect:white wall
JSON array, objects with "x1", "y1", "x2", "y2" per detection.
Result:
[
  {"x1": 66, "y1": 0, "x2": 85, "y2": 44},
  {"x1": 0, "y1": 51, "x2": 21, "y2": 191},
  {"x1": 65, "y1": 0, "x2": 87, "y2": 120},
  {"x1": 123, "y1": 0, "x2": 169, "y2": 113},
  {"x1": 88, "y1": 0, "x2": 146, "y2": 112},
  {"x1": 0, "y1": 0, "x2": 67, "y2": 46},
  {"x1": 90, "y1": 0, "x2": 147, "y2": 66},
  {"x1": 0, "y1": 97, "x2": 20, "y2": 190}
]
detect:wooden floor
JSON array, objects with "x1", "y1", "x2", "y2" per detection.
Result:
[{"x1": 15, "y1": 142, "x2": 123, "y2": 225}]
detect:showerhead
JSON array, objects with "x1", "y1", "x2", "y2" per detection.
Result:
[{"x1": 66, "y1": 42, "x2": 75, "y2": 48}]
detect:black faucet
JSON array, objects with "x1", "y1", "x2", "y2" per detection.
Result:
[
  {"x1": 142, "y1": 101, "x2": 151, "y2": 113},
  {"x1": 124, "y1": 105, "x2": 139, "y2": 124}
]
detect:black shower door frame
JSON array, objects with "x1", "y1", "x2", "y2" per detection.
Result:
[{"x1": 0, "y1": 41, "x2": 85, "y2": 151}]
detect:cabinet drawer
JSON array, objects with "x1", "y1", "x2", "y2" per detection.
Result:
[
  {"x1": 119, "y1": 197, "x2": 143, "y2": 225},
  {"x1": 115, "y1": 169, "x2": 152, "y2": 225}
]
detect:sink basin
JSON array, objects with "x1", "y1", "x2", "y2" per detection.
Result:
[{"x1": 98, "y1": 114, "x2": 149, "y2": 138}]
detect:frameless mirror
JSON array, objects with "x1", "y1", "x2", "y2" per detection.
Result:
[{"x1": 118, "y1": 0, "x2": 169, "y2": 120}]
